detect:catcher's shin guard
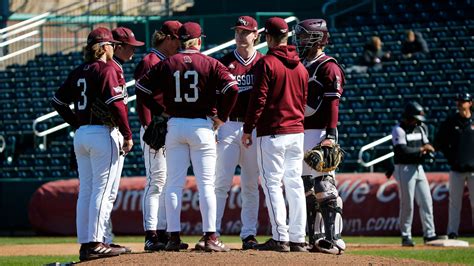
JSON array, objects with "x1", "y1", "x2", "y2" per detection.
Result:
[
  {"x1": 313, "y1": 197, "x2": 345, "y2": 254},
  {"x1": 321, "y1": 199, "x2": 337, "y2": 241},
  {"x1": 302, "y1": 175, "x2": 314, "y2": 194},
  {"x1": 302, "y1": 175, "x2": 317, "y2": 244}
]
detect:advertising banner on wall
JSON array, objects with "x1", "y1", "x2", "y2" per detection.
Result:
[{"x1": 28, "y1": 173, "x2": 473, "y2": 236}]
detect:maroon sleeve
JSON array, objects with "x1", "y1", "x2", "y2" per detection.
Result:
[
  {"x1": 321, "y1": 62, "x2": 344, "y2": 98},
  {"x1": 101, "y1": 66, "x2": 132, "y2": 140},
  {"x1": 136, "y1": 91, "x2": 152, "y2": 126},
  {"x1": 51, "y1": 73, "x2": 79, "y2": 129},
  {"x1": 134, "y1": 59, "x2": 155, "y2": 126},
  {"x1": 134, "y1": 59, "x2": 153, "y2": 81},
  {"x1": 243, "y1": 59, "x2": 269, "y2": 134},
  {"x1": 321, "y1": 62, "x2": 344, "y2": 138},
  {"x1": 324, "y1": 98, "x2": 340, "y2": 136},
  {"x1": 215, "y1": 61, "x2": 238, "y2": 121},
  {"x1": 135, "y1": 63, "x2": 165, "y2": 117}
]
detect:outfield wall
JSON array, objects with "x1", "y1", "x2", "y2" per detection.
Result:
[{"x1": 27, "y1": 173, "x2": 474, "y2": 236}]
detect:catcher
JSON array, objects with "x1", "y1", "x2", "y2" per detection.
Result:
[{"x1": 294, "y1": 19, "x2": 346, "y2": 255}]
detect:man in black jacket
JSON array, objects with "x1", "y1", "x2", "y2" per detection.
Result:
[{"x1": 434, "y1": 92, "x2": 474, "y2": 239}]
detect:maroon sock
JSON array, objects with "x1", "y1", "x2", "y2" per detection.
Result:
[{"x1": 205, "y1": 232, "x2": 216, "y2": 240}]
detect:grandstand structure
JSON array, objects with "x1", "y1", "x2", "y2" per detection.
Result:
[{"x1": 0, "y1": 0, "x2": 473, "y2": 181}]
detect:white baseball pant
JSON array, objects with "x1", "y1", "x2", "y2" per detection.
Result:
[
  {"x1": 394, "y1": 164, "x2": 436, "y2": 238},
  {"x1": 103, "y1": 130, "x2": 124, "y2": 244},
  {"x1": 447, "y1": 171, "x2": 474, "y2": 235},
  {"x1": 165, "y1": 117, "x2": 217, "y2": 233},
  {"x1": 257, "y1": 133, "x2": 306, "y2": 243},
  {"x1": 74, "y1": 125, "x2": 122, "y2": 244},
  {"x1": 140, "y1": 126, "x2": 168, "y2": 232},
  {"x1": 215, "y1": 121, "x2": 259, "y2": 239}
]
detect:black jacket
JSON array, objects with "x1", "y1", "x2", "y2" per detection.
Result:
[{"x1": 435, "y1": 113, "x2": 474, "y2": 172}]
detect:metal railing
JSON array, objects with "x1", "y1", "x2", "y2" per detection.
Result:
[
  {"x1": 358, "y1": 135, "x2": 394, "y2": 169},
  {"x1": 32, "y1": 16, "x2": 299, "y2": 148},
  {"x1": 0, "y1": 135, "x2": 5, "y2": 153},
  {"x1": 0, "y1": 12, "x2": 49, "y2": 63}
]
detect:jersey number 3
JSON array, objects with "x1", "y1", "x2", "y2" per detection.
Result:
[
  {"x1": 77, "y1": 78, "x2": 87, "y2": 110},
  {"x1": 174, "y1": 70, "x2": 199, "y2": 102}
]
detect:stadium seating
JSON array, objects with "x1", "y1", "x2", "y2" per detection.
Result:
[{"x1": 0, "y1": 0, "x2": 472, "y2": 178}]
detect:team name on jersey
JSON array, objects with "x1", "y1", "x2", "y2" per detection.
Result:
[
  {"x1": 406, "y1": 132, "x2": 422, "y2": 141},
  {"x1": 235, "y1": 74, "x2": 254, "y2": 92}
]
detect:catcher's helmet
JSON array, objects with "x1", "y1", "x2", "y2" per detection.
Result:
[
  {"x1": 293, "y1": 19, "x2": 329, "y2": 58},
  {"x1": 456, "y1": 92, "x2": 472, "y2": 101},
  {"x1": 403, "y1": 101, "x2": 426, "y2": 122}
]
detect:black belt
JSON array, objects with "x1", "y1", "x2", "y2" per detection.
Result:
[{"x1": 229, "y1": 117, "x2": 245, "y2": 122}]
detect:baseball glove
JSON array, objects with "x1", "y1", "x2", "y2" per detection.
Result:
[
  {"x1": 143, "y1": 115, "x2": 168, "y2": 150},
  {"x1": 91, "y1": 99, "x2": 116, "y2": 127},
  {"x1": 304, "y1": 143, "x2": 344, "y2": 172}
]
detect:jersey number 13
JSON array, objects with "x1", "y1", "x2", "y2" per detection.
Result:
[{"x1": 174, "y1": 70, "x2": 199, "y2": 103}]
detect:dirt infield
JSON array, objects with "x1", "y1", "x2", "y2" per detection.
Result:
[{"x1": 0, "y1": 243, "x2": 462, "y2": 265}]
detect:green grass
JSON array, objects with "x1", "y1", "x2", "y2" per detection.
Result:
[
  {"x1": 0, "y1": 236, "x2": 472, "y2": 265},
  {"x1": 0, "y1": 237, "x2": 77, "y2": 245},
  {"x1": 0, "y1": 255, "x2": 78, "y2": 266},
  {"x1": 344, "y1": 236, "x2": 473, "y2": 245},
  {"x1": 347, "y1": 249, "x2": 474, "y2": 265}
]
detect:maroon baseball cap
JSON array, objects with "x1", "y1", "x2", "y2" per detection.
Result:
[
  {"x1": 264, "y1": 17, "x2": 289, "y2": 36},
  {"x1": 161, "y1": 20, "x2": 182, "y2": 38},
  {"x1": 232, "y1": 16, "x2": 258, "y2": 32},
  {"x1": 112, "y1": 27, "x2": 144, "y2": 47},
  {"x1": 87, "y1": 27, "x2": 119, "y2": 45},
  {"x1": 178, "y1": 22, "x2": 206, "y2": 41}
]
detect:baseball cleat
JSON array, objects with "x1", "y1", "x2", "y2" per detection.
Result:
[
  {"x1": 242, "y1": 235, "x2": 258, "y2": 250},
  {"x1": 448, "y1": 233, "x2": 458, "y2": 239},
  {"x1": 165, "y1": 239, "x2": 186, "y2": 252},
  {"x1": 144, "y1": 238, "x2": 166, "y2": 252},
  {"x1": 289, "y1": 242, "x2": 309, "y2": 252},
  {"x1": 424, "y1": 235, "x2": 446, "y2": 244},
  {"x1": 204, "y1": 236, "x2": 230, "y2": 252},
  {"x1": 108, "y1": 243, "x2": 132, "y2": 253},
  {"x1": 79, "y1": 243, "x2": 122, "y2": 261},
  {"x1": 179, "y1": 242, "x2": 189, "y2": 250},
  {"x1": 401, "y1": 237, "x2": 415, "y2": 247},
  {"x1": 254, "y1": 238, "x2": 290, "y2": 252},
  {"x1": 312, "y1": 239, "x2": 345, "y2": 255},
  {"x1": 194, "y1": 236, "x2": 206, "y2": 251}
]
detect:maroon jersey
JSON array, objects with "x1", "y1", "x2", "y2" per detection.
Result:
[
  {"x1": 51, "y1": 60, "x2": 132, "y2": 140},
  {"x1": 108, "y1": 56, "x2": 128, "y2": 104},
  {"x1": 136, "y1": 48, "x2": 239, "y2": 120},
  {"x1": 243, "y1": 45, "x2": 308, "y2": 137},
  {"x1": 219, "y1": 49, "x2": 263, "y2": 119},
  {"x1": 134, "y1": 48, "x2": 166, "y2": 126},
  {"x1": 303, "y1": 53, "x2": 345, "y2": 132}
]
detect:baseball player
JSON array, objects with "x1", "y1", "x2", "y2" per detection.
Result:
[
  {"x1": 214, "y1": 15, "x2": 263, "y2": 250},
  {"x1": 434, "y1": 92, "x2": 474, "y2": 239},
  {"x1": 392, "y1": 102, "x2": 440, "y2": 246},
  {"x1": 134, "y1": 20, "x2": 185, "y2": 252},
  {"x1": 241, "y1": 17, "x2": 308, "y2": 252},
  {"x1": 51, "y1": 27, "x2": 133, "y2": 261},
  {"x1": 101, "y1": 26, "x2": 144, "y2": 253},
  {"x1": 293, "y1": 19, "x2": 346, "y2": 255},
  {"x1": 136, "y1": 22, "x2": 239, "y2": 252}
]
